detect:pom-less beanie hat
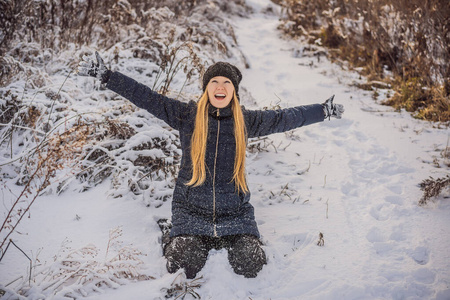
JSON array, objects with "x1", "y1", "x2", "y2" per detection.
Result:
[{"x1": 202, "y1": 62, "x2": 242, "y2": 95}]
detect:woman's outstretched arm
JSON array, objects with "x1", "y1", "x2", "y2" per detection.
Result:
[
  {"x1": 77, "y1": 52, "x2": 190, "y2": 131},
  {"x1": 244, "y1": 95, "x2": 344, "y2": 138}
]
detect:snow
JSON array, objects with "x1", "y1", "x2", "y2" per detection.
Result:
[{"x1": 1, "y1": 0, "x2": 449, "y2": 299}]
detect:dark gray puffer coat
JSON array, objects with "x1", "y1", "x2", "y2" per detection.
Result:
[{"x1": 107, "y1": 72, "x2": 325, "y2": 238}]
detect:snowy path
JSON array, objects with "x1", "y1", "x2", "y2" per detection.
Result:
[{"x1": 224, "y1": 0, "x2": 450, "y2": 299}]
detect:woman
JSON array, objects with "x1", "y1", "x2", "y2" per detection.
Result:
[{"x1": 77, "y1": 52, "x2": 344, "y2": 279}]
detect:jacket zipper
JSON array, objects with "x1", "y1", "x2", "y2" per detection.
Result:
[{"x1": 212, "y1": 109, "x2": 220, "y2": 237}]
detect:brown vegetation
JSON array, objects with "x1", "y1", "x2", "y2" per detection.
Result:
[
  {"x1": 419, "y1": 175, "x2": 450, "y2": 205},
  {"x1": 275, "y1": 0, "x2": 450, "y2": 122}
]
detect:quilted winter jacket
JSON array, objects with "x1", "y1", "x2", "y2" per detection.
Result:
[{"x1": 106, "y1": 71, "x2": 325, "y2": 238}]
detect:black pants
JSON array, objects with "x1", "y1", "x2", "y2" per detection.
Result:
[{"x1": 164, "y1": 235, "x2": 267, "y2": 279}]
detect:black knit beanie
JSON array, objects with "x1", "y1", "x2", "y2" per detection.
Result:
[{"x1": 202, "y1": 62, "x2": 242, "y2": 95}]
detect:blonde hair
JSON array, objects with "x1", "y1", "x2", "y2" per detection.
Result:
[{"x1": 187, "y1": 88, "x2": 248, "y2": 193}]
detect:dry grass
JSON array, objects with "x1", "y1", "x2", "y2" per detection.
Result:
[
  {"x1": 276, "y1": 0, "x2": 450, "y2": 122},
  {"x1": 9, "y1": 227, "x2": 153, "y2": 298},
  {"x1": 419, "y1": 175, "x2": 450, "y2": 206},
  {"x1": 162, "y1": 273, "x2": 204, "y2": 299},
  {"x1": 1, "y1": 118, "x2": 94, "y2": 252}
]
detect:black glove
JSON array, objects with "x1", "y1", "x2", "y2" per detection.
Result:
[
  {"x1": 322, "y1": 95, "x2": 344, "y2": 120},
  {"x1": 77, "y1": 51, "x2": 111, "y2": 84}
]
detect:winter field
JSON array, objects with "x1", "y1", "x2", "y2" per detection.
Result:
[{"x1": 1, "y1": 0, "x2": 449, "y2": 299}]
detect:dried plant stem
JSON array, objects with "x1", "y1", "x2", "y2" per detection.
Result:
[
  {"x1": 46, "y1": 70, "x2": 73, "y2": 129},
  {"x1": 0, "y1": 240, "x2": 32, "y2": 286},
  {"x1": 419, "y1": 175, "x2": 450, "y2": 205},
  {"x1": 0, "y1": 156, "x2": 52, "y2": 251},
  {"x1": 0, "y1": 123, "x2": 46, "y2": 135},
  {"x1": 444, "y1": 135, "x2": 449, "y2": 160},
  {"x1": 0, "y1": 112, "x2": 98, "y2": 168},
  {"x1": 317, "y1": 232, "x2": 324, "y2": 246}
]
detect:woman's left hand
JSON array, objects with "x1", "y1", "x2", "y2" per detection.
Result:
[{"x1": 322, "y1": 95, "x2": 344, "y2": 120}]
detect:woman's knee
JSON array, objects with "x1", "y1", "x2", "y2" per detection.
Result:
[
  {"x1": 164, "y1": 236, "x2": 209, "y2": 279},
  {"x1": 228, "y1": 235, "x2": 267, "y2": 278}
]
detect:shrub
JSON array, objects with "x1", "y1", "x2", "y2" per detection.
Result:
[
  {"x1": 419, "y1": 175, "x2": 450, "y2": 206},
  {"x1": 276, "y1": 0, "x2": 450, "y2": 122},
  {"x1": 3, "y1": 227, "x2": 153, "y2": 299}
]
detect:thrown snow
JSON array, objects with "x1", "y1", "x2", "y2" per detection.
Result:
[{"x1": 1, "y1": 0, "x2": 449, "y2": 299}]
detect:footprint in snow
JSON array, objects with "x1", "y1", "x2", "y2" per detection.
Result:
[
  {"x1": 389, "y1": 225, "x2": 408, "y2": 242},
  {"x1": 413, "y1": 268, "x2": 436, "y2": 284},
  {"x1": 369, "y1": 203, "x2": 392, "y2": 221},
  {"x1": 366, "y1": 227, "x2": 397, "y2": 256},
  {"x1": 385, "y1": 195, "x2": 404, "y2": 205},
  {"x1": 386, "y1": 184, "x2": 404, "y2": 195},
  {"x1": 366, "y1": 227, "x2": 387, "y2": 243},
  {"x1": 409, "y1": 246, "x2": 430, "y2": 265}
]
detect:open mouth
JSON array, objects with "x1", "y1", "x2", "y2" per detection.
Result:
[{"x1": 215, "y1": 93, "x2": 226, "y2": 100}]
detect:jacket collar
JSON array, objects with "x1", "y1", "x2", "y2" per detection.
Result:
[{"x1": 208, "y1": 103, "x2": 233, "y2": 119}]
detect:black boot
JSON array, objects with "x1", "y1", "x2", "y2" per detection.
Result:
[
  {"x1": 164, "y1": 236, "x2": 209, "y2": 279},
  {"x1": 157, "y1": 218, "x2": 172, "y2": 251},
  {"x1": 227, "y1": 235, "x2": 267, "y2": 278}
]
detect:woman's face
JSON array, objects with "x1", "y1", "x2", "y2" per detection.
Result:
[{"x1": 207, "y1": 76, "x2": 235, "y2": 109}]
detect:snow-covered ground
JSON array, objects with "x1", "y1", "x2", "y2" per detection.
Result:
[{"x1": 1, "y1": 0, "x2": 449, "y2": 299}]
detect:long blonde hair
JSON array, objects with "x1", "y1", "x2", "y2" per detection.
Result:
[{"x1": 187, "y1": 88, "x2": 248, "y2": 193}]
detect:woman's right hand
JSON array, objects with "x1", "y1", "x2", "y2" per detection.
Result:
[{"x1": 77, "y1": 51, "x2": 111, "y2": 84}]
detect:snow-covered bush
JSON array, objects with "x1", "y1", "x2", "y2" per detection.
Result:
[
  {"x1": 419, "y1": 175, "x2": 450, "y2": 206},
  {"x1": 1, "y1": 227, "x2": 152, "y2": 299},
  {"x1": 0, "y1": 0, "x2": 250, "y2": 258}
]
